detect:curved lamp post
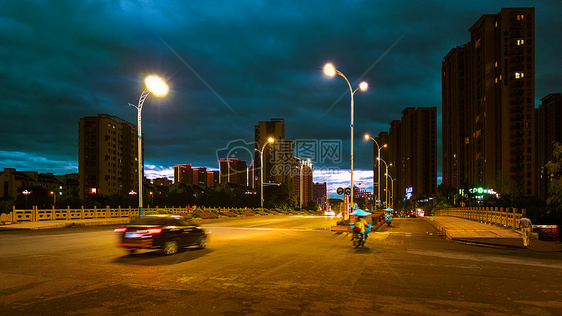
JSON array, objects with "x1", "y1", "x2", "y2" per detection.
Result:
[
  {"x1": 377, "y1": 157, "x2": 392, "y2": 208},
  {"x1": 324, "y1": 63, "x2": 367, "y2": 214},
  {"x1": 299, "y1": 158, "x2": 312, "y2": 212},
  {"x1": 256, "y1": 137, "x2": 275, "y2": 209},
  {"x1": 364, "y1": 133, "x2": 387, "y2": 211},
  {"x1": 130, "y1": 75, "x2": 169, "y2": 216},
  {"x1": 385, "y1": 174, "x2": 396, "y2": 209}
]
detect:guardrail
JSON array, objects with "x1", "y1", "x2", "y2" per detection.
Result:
[
  {"x1": 0, "y1": 206, "x2": 141, "y2": 223},
  {"x1": 434, "y1": 207, "x2": 525, "y2": 230},
  {"x1": 0, "y1": 206, "x2": 299, "y2": 224}
]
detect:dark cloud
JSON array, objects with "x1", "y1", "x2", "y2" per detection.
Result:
[{"x1": 1, "y1": 0, "x2": 561, "y2": 184}]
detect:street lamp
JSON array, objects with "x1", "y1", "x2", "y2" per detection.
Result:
[
  {"x1": 22, "y1": 190, "x2": 31, "y2": 208},
  {"x1": 377, "y1": 157, "x2": 392, "y2": 208},
  {"x1": 299, "y1": 158, "x2": 312, "y2": 212},
  {"x1": 50, "y1": 191, "x2": 56, "y2": 207},
  {"x1": 385, "y1": 174, "x2": 396, "y2": 209},
  {"x1": 256, "y1": 137, "x2": 275, "y2": 209},
  {"x1": 324, "y1": 63, "x2": 368, "y2": 213},
  {"x1": 325, "y1": 174, "x2": 333, "y2": 212},
  {"x1": 129, "y1": 75, "x2": 169, "y2": 217},
  {"x1": 364, "y1": 133, "x2": 387, "y2": 211}
]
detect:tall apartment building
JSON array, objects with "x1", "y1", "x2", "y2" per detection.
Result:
[
  {"x1": 312, "y1": 182, "x2": 327, "y2": 208},
  {"x1": 254, "y1": 118, "x2": 287, "y2": 186},
  {"x1": 174, "y1": 164, "x2": 193, "y2": 185},
  {"x1": 174, "y1": 164, "x2": 218, "y2": 187},
  {"x1": 442, "y1": 7, "x2": 536, "y2": 197},
  {"x1": 219, "y1": 158, "x2": 248, "y2": 186},
  {"x1": 293, "y1": 160, "x2": 313, "y2": 207},
  {"x1": 376, "y1": 108, "x2": 437, "y2": 205},
  {"x1": 207, "y1": 170, "x2": 219, "y2": 187},
  {"x1": 536, "y1": 94, "x2": 562, "y2": 200},
  {"x1": 78, "y1": 114, "x2": 139, "y2": 200}
]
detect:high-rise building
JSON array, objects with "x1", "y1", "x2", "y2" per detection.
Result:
[
  {"x1": 192, "y1": 167, "x2": 207, "y2": 187},
  {"x1": 254, "y1": 118, "x2": 286, "y2": 186},
  {"x1": 313, "y1": 182, "x2": 327, "y2": 208},
  {"x1": 442, "y1": 7, "x2": 536, "y2": 197},
  {"x1": 293, "y1": 159, "x2": 313, "y2": 207},
  {"x1": 78, "y1": 114, "x2": 138, "y2": 199},
  {"x1": 174, "y1": 164, "x2": 193, "y2": 185},
  {"x1": 207, "y1": 170, "x2": 219, "y2": 187},
  {"x1": 378, "y1": 108, "x2": 437, "y2": 205},
  {"x1": 536, "y1": 94, "x2": 562, "y2": 200},
  {"x1": 219, "y1": 158, "x2": 248, "y2": 186}
]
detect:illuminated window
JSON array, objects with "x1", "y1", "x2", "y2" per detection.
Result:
[
  {"x1": 515, "y1": 72, "x2": 524, "y2": 79},
  {"x1": 517, "y1": 14, "x2": 524, "y2": 20},
  {"x1": 517, "y1": 39, "x2": 524, "y2": 45}
]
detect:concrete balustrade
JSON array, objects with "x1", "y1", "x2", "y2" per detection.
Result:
[
  {"x1": 435, "y1": 207, "x2": 524, "y2": 229},
  {"x1": 2, "y1": 206, "x2": 261, "y2": 224}
]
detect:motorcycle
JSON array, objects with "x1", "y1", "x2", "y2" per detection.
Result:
[
  {"x1": 352, "y1": 227, "x2": 366, "y2": 248},
  {"x1": 384, "y1": 214, "x2": 392, "y2": 226},
  {"x1": 385, "y1": 215, "x2": 392, "y2": 226}
]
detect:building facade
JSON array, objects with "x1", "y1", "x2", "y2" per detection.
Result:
[
  {"x1": 293, "y1": 159, "x2": 313, "y2": 207},
  {"x1": 78, "y1": 114, "x2": 139, "y2": 200},
  {"x1": 442, "y1": 7, "x2": 536, "y2": 197},
  {"x1": 376, "y1": 108, "x2": 437, "y2": 206},
  {"x1": 536, "y1": 94, "x2": 562, "y2": 200},
  {"x1": 174, "y1": 164, "x2": 193, "y2": 185},
  {"x1": 218, "y1": 158, "x2": 248, "y2": 186},
  {"x1": 312, "y1": 182, "x2": 327, "y2": 208},
  {"x1": 254, "y1": 118, "x2": 287, "y2": 186}
]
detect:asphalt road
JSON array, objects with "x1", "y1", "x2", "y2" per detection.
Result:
[{"x1": 1, "y1": 216, "x2": 561, "y2": 315}]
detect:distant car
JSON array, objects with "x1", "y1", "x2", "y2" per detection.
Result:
[
  {"x1": 114, "y1": 214, "x2": 208, "y2": 255},
  {"x1": 324, "y1": 210, "x2": 336, "y2": 217}
]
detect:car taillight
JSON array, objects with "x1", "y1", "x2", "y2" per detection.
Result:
[
  {"x1": 147, "y1": 228, "x2": 162, "y2": 234},
  {"x1": 114, "y1": 227, "x2": 127, "y2": 233}
]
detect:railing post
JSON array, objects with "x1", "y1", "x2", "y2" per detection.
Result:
[{"x1": 512, "y1": 208, "x2": 517, "y2": 229}]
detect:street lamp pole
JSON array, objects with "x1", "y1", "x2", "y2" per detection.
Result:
[
  {"x1": 364, "y1": 134, "x2": 386, "y2": 211},
  {"x1": 378, "y1": 157, "x2": 392, "y2": 208},
  {"x1": 298, "y1": 158, "x2": 311, "y2": 212},
  {"x1": 325, "y1": 174, "x2": 333, "y2": 212},
  {"x1": 129, "y1": 75, "x2": 169, "y2": 217},
  {"x1": 257, "y1": 137, "x2": 275, "y2": 209},
  {"x1": 324, "y1": 63, "x2": 367, "y2": 214},
  {"x1": 22, "y1": 190, "x2": 31, "y2": 208},
  {"x1": 386, "y1": 174, "x2": 396, "y2": 209}
]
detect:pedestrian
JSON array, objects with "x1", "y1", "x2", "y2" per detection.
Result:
[{"x1": 519, "y1": 215, "x2": 533, "y2": 248}]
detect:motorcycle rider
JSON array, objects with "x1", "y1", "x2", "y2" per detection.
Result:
[
  {"x1": 353, "y1": 215, "x2": 369, "y2": 241},
  {"x1": 384, "y1": 211, "x2": 393, "y2": 226}
]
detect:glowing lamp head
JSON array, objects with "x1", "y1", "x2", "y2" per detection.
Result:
[
  {"x1": 323, "y1": 63, "x2": 336, "y2": 78},
  {"x1": 364, "y1": 134, "x2": 370, "y2": 140},
  {"x1": 359, "y1": 81, "x2": 368, "y2": 91},
  {"x1": 144, "y1": 75, "x2": 169, "y2": 97},
  {"x1": 268, "y1": 137, "x2": 275, "y2": 144}
]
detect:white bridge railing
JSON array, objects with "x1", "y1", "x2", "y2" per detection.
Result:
[{"x1": 434, "y1": 207, "x2": 525, "y2": 230}]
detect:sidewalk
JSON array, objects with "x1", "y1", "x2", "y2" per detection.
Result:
[
  {"x1": 425, "y1": 216, "x2": 562, "y2": 252},
  {"x1": 0, "y1": 218, "x2": 131, "y2": 230}
]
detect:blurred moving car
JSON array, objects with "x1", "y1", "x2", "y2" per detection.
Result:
[{"x1": 114, "y1": 214, "x2": 208, "y2": 255}]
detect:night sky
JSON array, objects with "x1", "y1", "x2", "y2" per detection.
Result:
[{"x1": 1, "y1": 0, "x2": 561, "y2": 196}]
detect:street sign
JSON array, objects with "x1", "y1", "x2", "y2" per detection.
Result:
[
  {"x1": 337, "y1": 187, "x2": 344, "y2": 195},
  {"x1": 344, "y1": 187, "x2": 351, "y2": 196}
]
